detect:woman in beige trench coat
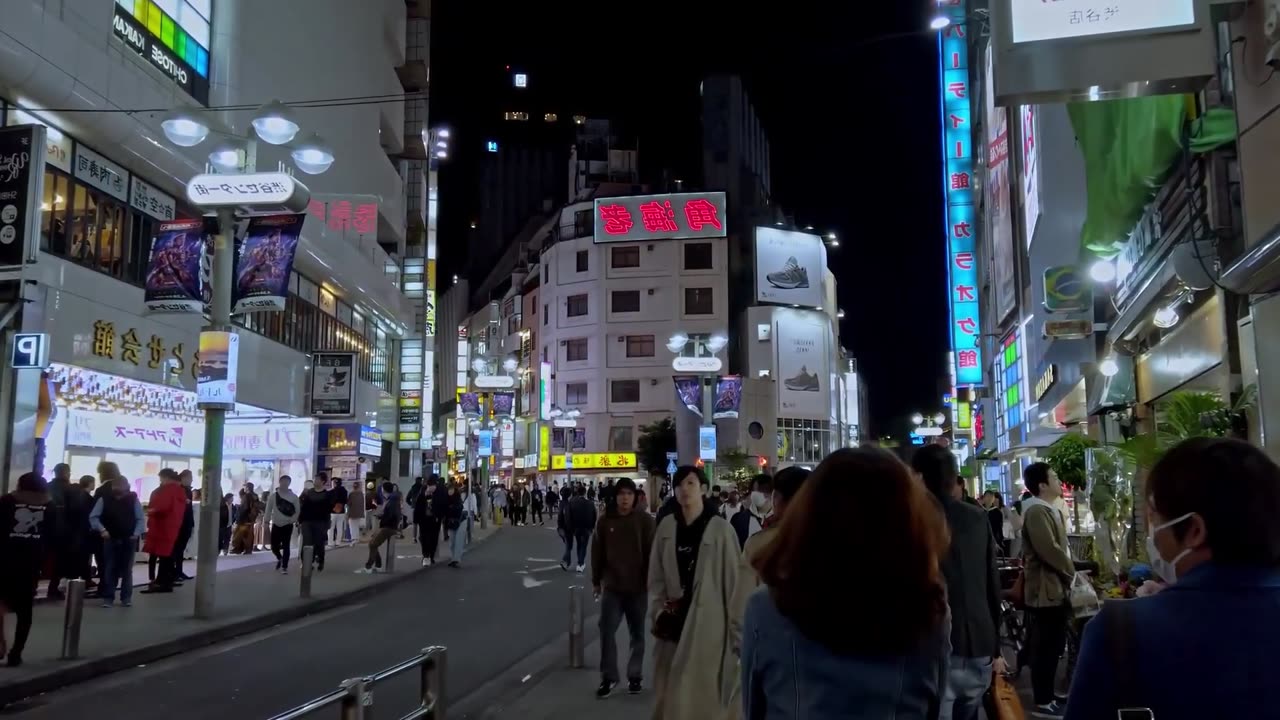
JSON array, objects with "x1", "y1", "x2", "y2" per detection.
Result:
[{"x1": 649, "y1": 466, "x2": 741, "y2": 720}]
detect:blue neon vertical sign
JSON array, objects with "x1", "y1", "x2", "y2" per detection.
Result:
[{"x1": 937, "y1": 0, "x2": 983, "y2": 386}]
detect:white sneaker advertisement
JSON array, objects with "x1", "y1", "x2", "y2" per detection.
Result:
[
  {"x1": 774, "y1": 308, "x2": 831, "y2": 419},
  {"x1": 754, "y1": 227, "x2": 827, "y2": 309}
]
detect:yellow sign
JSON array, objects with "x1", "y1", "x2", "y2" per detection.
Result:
[
  {"x1": 957, "y1": 401, "x2": 972, "y2": 430},
  {"x1": 538, "y1": 425, "x2": 551, "y2": 471},
  {"x1": 327, "y1": 427, "x2": 356, "y2": 451},
  {"x1": 92, "y1": 319, "x2": 196, "y2": 378},
  {"x1": 551, "y1": 453, "x2": 636, "y2": 471},
  {"x1": 424, "y1": 260, "x2": 437, "y2": 337}
]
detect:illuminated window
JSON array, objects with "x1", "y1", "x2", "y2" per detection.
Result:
[
  {"x1": 544, "y1": 113, "x2": 558, "y2": 122},
  {"x1": 503, "y1": 111, "x2": 529, "y2": 121},
  {"x1": 514, "y1": 73, "x2": 527, "y2": 88}
]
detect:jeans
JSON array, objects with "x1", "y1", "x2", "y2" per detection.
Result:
[
  {"x1": 347, "y1": 517, "x2": 363, "y2": 543},
  {"x1": 299, "y1": 521, "x2": 329, "y2": 568},
  {"x1": 366, "y1": 527, "x2": 396, "y2": 569},
  {"x1": 420, "y1": 518, "x2": 442, "y2": 561},
  {"x1": 449, "y1": 519, "x2": 467, "y2": 563},
  {"x1": 940, "y1": 656, "x2": 993, "y2": 720},
  {"x1": 218, "y1": 525, "x2": 231, "y2": 553},
  {"x1": 1026, "y1": 604, "x2": 1069, "y2": 705},
  {"x1": 270, "y1": 524, "x2": 293, "y2": 570},
  {"x1": 101, "y1": 537, "x2": 137, "y2": 604},
  {"x1": 599, "y1": 590, "x2": 647, "y2": 683},
  {"x1": 330, "y1": 513, "x2": 347, "y2": 544},
  {"x1": 562, "y1": 529, "x2": 590, "y2": 567}
]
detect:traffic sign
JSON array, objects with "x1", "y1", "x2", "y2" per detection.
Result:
[
  {"x1": 565, "y1": 453, "x2": 573, "y2": 469},
  {"x1": 666, "y1": 460, "x2": 677, "y2": 475},
  {"x1": 11, "y1": 332, "x2": 48, "y2": 369},
  {"x1": 666, "y1": 451, "x2": 678, "y2": 461}
]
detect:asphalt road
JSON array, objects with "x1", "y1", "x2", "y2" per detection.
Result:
[{"x1": 3, "y1": 525, "x2": 582, "y2": 719}]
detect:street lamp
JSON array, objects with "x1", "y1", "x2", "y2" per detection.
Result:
[
  {"x1": 159, "y1": 99, "x2": 333, "y2": 620},
  {"x1": 929, "y1": 15, "x2": 951, "y2": 30},
  {"x1": 668, "y1": 331, "x2": 728, "y2": 471},
  {"x1": 1090, "y1": 259, "x2": 1117, "y2": 283},
  {"x1": 1099, "y1": 355, "x2": 1120, "y2": 377}
]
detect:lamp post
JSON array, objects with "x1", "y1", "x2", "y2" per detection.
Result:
[
  {"x1": 548, "y1": 406, "x2": 582, "y2": 489},
  {"x1": 911, "y1": 411, "x2": 949, "y2": 445},
  {"x1": 161, "y1": 101, "x2": 334, "y2": 619},
  {"x1": 668, "y1": 332, "x2": 728, "y2": 479}
]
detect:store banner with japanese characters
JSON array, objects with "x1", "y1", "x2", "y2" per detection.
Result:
[
  {"x1": 130, "y1": 176, "x2": 177, "y2": 222},
  {"x1": 0, "y1": 124, "x2": 47, "y2": 269},
  {"x1": 6, "y1": 110, "x2": 69, "y2": 173},
  {"x1": 938, "y1": 0, "x2": 984, "y2": 387},
  {"x1": 310, "y1": 351, "x2": 356, "y2": 416},
  {"x1": 1010, "y1": 0, "x2": 1195, "y2": 44},
  {"x1": 593, "y1": 191, "x2": 727, "y2": 243},
  {"x1": 984, "y1": 47, "x2": 1016, "y2": 324},
  {"x1": 144, "y1": 218, "x2": 211, "y2": 314},
  {"x1": 232, "y1": 213, "x2": 305, "y2": 313},
  {"x1": 65, "y1": 408, "x2": 203, "y2": 455},
  {"x1": 74, "y1": 144, "x2": 128, "y2": 202}
]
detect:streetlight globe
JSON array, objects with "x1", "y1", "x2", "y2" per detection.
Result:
[
  {"x1": 933, "y1": 412, "x2": 947, "y2": 425},
  {"x1": 291, "y1": 134, "x2": 335, "y2": 175},
  {"x1": 502, "y1": 357, "x2": 519, "y2": 373},
  {"x1": 707, "y1": 333, "x2": 729, "y2": 353},
  {"x1": 666, "y1": 332, "x2": 689, "y2": 354},
  {"x1": 471, "y1": 358, "x2": 489, "y2": 375},
  {"x1": 251, "y1": 100, "x2": 300, "y2": 145},
  {"x1": 160, "y1": 112, "x2": 209, "y2": 147},
  {"x1": 1090, "y1": 259, "x2": 1117, "y2": 283},
  {"x1": 438, "y1": 128, "x2": 451, "y2": 139},
  {"x1": 208, "y1": 147, "x2": 242, "y2": 173},
  {"x1": 911, "y1": 412, "x2": 924, "y2": 425},
  {"x1": 1153, "y1": 305, "x2": 1180, "y2": 329},
  {"x1": 1099, "y1": 356, "x2": 1120, "y2": 377},
  {"x1": 930, "y1": 15, "x2": 952, "y2": 30}
]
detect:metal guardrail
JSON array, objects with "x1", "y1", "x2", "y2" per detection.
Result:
[{"x1": 267, "y1": 645, "x2": 447, "y2": 720}]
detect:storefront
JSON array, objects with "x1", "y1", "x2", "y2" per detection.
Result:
[
  {"x1": 42, "y1": 363, "x2": 315, "y2": 500},
  {"x1": 316, "y1": 423, "x2": 384, "y2": 483},
  {"x1": 540, "y1": 451, "x2": 647, "y2": 491}
]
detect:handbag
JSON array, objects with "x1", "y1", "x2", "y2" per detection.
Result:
[
  {"x1": 983, "y1": 671, "x2": 1025, "y2": 720},
  {"x1": 652, "y1": 600, "x2": 686, "y2": 642}
]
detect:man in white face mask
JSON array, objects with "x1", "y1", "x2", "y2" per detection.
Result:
[{"x1": 730, "y1": 474, "x2": 772, "y2": 549}]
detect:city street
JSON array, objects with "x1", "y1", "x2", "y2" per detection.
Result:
[{"x1": 4, "y1": 525, "x2": 585, "y2": 720}]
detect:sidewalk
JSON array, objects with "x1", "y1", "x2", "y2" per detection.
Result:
[{"x1": 0, "y1": 525, "x2": 498, "y2": 706}]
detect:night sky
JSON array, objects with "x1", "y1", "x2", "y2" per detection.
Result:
[{"x1": 429, "y1": 2, "x2": 949, "y2": 437}]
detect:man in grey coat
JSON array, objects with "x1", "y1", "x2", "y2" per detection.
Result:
[{"x1": 912, "y1": 445, "x2": 1003, "y2": 720}]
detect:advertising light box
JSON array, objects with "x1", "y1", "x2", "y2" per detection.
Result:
[
  {"x1": 593, "y1": 192, "x2": 727, "y2": 244},
  {"x1": 1010, "y1": 0, "x2": 1195, "y2": 44}
]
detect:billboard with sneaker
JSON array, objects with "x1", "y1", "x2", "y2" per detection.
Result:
[
  {"x1": 774, "y1": 308, "x2": 831, "y2": 420},
  {"x1": 754, "y1": 227, "x2": 827, "y2": 309}
]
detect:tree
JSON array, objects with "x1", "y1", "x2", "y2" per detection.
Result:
[{"x1": 637, "y1": 417, "x2": 677, "y2": 477}]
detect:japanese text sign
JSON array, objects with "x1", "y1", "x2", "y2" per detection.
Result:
[
  {"x1": 186, "y1": 172, "x2": 309, "y2": 213},
  {"x1": 1010, "y1": 0, "x2": 1195, "y2": 45},
  {"x1": 593, "y1": 192, "x2": 727, "y2": 244},
  {"x1": 223, "y1": 421, "x2": 314, "y2": 458},
  {"x1": 938, "y1": 1, "x2": 983, "y2": 387},
  {"x1": 130, "y1": 176, "x2": 177, "y2": 222},
  {"x1": 307, "y1": 198, "x2": 378, "y2": 235},
  {"x1": 75, "y1": 144, "x2": 128, "y2": 202},
  {"x1": 549, "y1": 453, "x2": 636, "y2": 471}
]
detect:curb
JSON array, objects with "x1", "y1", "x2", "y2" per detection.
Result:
[{"x1": 0, "y1": 528, "x2": 502, "y2": 708}]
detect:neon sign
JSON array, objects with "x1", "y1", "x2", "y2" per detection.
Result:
[
  {"x1": 307, "y1": 199, "x2": 378, "y2": 235},
  {"x1": 112, "y1": 0, "x2": 211, "y2": 105},
  {"x1": 592, "y1": 192, "x2": 727, "y2": 243},
  {"x1": 938, "y1": 0, "x2": 983, "y2": 387}
]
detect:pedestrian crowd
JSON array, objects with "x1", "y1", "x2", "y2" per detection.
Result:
[{"x1": 567, "y1": 436, "x2": 1280, "y2": 720}]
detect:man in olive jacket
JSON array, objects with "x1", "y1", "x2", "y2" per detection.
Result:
[
  {"x1": 1020, "y1": 462, "x2": 1076, "y2": 716},
  {"x1": 912, "y1": 445, "x2": 1003, "y2": 720},
  {"x1": 590, "y1": 478, "x2": 656, "y2": 698}
]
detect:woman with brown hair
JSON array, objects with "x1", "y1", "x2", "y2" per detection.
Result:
[{"x1": 741, "y1": 447, "x2": 952, "y2": 719}]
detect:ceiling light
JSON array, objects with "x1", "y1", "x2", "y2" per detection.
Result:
[
  {"x1": 1090, "y1": 260, "x2": 1117, "y2": 283},
  {"x1": 1153, "y1": 305, "x2": 1180, "y2": 329},
  {"x1": 1099, "y1": 356, "x2": 1120, "y2": 377},
  {"x1": 251, "y1": 100, "x2": 300, "y2": 145},
  {"x1": 291, "y1": 133, "x2": 335, "y2": 175},
  {"x1": 161, "y1": 111, "x2": 210, "y2": 147}
]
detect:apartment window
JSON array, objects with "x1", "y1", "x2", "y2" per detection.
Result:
[
  {"x1": 544, "y1": 263, "x2": 549, "y2": 283},
  {"x1": 609, "y1": 426, "x2": 634, "y2": 451},
  {"x1": 504, "y1": 111, "x2": 530, "y2": 121},
  {"x1": 684, "y1": 242, "x2": 713, "y2": 270},
  {"x1": 574, "y1": 209, "x2": 592, "y2": 237},
  {"x1": 531, "y1": 300, "x2": 537, "y2": 315},
  {"x1": 610, "y1": 246, "x2": 640, "y2": 269},
  {"x1": 611, "y1": 290, "x2": 640, "y2": 313},
  {"x1": 625, "y1": 335, "x2": 655, "y2": 358},
  {"x1": 576, "y1": 250, "x2": 589, "y2": 273},
  {"x1": 566, "y1": 294, "x2": 589, "y2": 317},
  {"x1": 543, "y1": 304, "x2": 548, "y2": 325},
  {"x1": 684, "y1": 287, "x2": 714, "y2": 315},
  {"x1": 566, "y1": 382, "x2": 588, "y2": 405},
  {"x1": 566, "y1": 338, "x2": 588, "y2": 362},
  {"x1": 611, "y1": 379, "x2": 641, "y2": 403},
  {"x1": 544, "y1": 113, "x2": 558, "y2": 122}
]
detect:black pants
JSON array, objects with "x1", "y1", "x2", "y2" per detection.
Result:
[
  {"x1": 5, "y1": 584, "x2": 35, "y2": 660},
  {"x1": 270, "y1": 525, "x2": 293, "y2": 569},
  {"x1": 599, "y1": 590, "x2": 647, "y2": 683},
  {"x1": 219, "y1": 525, "x2": 231, "y2": 553},
  {"x1": 149, "y1": 552, "x2": 177, "y2": 588},
  {"x1": 532, "y1": 505, "x2": 544, "y2": 524},
  {"x1": 174, "y1": 524, "x2": 193, "y2": 576},
  {"x1": 562, "y1": 529, "x2": 591, "y2": 567},
  {"x1": 299, "y1": 522, "x2": 328, "y2": 569},
  {"x1": 420, "y1": 518, "x2": 442, "y2": 561},
  {"x1": 1026, "y1": 604, "x2": 1069, "y2": 705},
  {"x1": 48, "y1": 545, "x2": 88, "y2": 596}
]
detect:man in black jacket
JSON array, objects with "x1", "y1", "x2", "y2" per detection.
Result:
[
  {"x1": 911, "y1": 445, "x2": 1004, "y2": 720},
  {"x1": 560, "y1": 485, "x2": 597, "y2": 573}
]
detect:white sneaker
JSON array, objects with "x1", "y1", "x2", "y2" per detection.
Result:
[
  {"x1": 421, "y1": 558, "x2": 429, "y2": 567},
  {"x1": 576, "y1": 564, "x2": 585, "y2": 573},
  {"x1": 355, "y1": 567, "x2": 375, "y2": 574}
]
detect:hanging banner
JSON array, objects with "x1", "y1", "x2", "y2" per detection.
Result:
[
  {"x1": 492, "y1": 391, "x2": 515, "y2": 417},
  {"x1": 713, "y1": 375, "x2": 743, "y2": 419},
  {"x1": 1043, "y1": 265, "x2": 1092, "y2": 314},
  {"x1": 144, "y1": 218, "x2": 208, "y2": 314},
  {"x1": 232, "y1": 213, "x2": 305, "y2": 314},
  {"x1": 572, "y1": 428, "x2": 586, "y2": 450},
  {"x1": 197, "y1": 330, "x2": 239, "y2": 408},
  {"x1": 310, "y1": 351, "x2": 356, "y2": 416},
  {"x1": 0, "y1": 124, "x2": 47, "y2": 270},
  {"x1": 674, "y1": 375, "x2": 703, "y2": 417},
  {"x1": 459, "y1": 392, "x2": 481, "y2": 417}
]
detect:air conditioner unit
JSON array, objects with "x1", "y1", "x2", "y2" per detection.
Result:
[
  {"x1": 617, "y1": 336, "x2": 625, "y2": 342},
  {"x1": 647, "y1": 244, "x2": 655, "y2": 251},
  {"x1": 647, "y1": 289, "x2": 655, "y2": 295},
  {"x1": 650, "y1": 379, "x2": 659, "y2": 386}
]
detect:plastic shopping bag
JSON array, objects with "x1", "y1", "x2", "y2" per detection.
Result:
[{"x1": 1070, "y1": 571, "x2": 1101, "y2": 617}]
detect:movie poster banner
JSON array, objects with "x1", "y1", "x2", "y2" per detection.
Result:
[
  {"x1": 713, "y1": 375, "x2": 743, "y2": 419},
  {"x1": 492, "y1": 391, "x2": 515, "y2": 417},
  {"x1": 232, "y1": 213, "x2": 305, "y2": 314},
  {"x1": 674, "y1": 375, "x2": 703, "y2": 417},
  {"x1": 310, "y1": 351, "x2": 356, "y2": 416},
  {"x1": 144, "y1": 218, "x2": 208, "y2": 314}
]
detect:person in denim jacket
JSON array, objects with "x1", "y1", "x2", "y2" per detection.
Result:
[{"x1": 741, "y1": 448, "x2": 951, "y2": 719}]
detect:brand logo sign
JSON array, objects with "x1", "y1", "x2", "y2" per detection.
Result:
[
  {"x1": 1043, "y1": 265, "x2": 1092, "y2": 314},
  {"x1": 938, "y1": 1, "x2": 984, "y2": 387},
  {"x1": 67, "y1": 409, "x2": 202, "y2": 455},
  {"x1": 112, "y1": 8, "x2": 210, "y2": 105},
  {"x1": 0, "y1": 125, "x2": 44, "y2": 269},
  {"x1": 1044, "y1": 319, "x2": 1093, "y2": 339},
  {"x1": 11, "y1": 333, "x2": 49, "y2": 369},
  {"x1": 1010, "y1": 0, "x2": 1196, "y2": 45},
  {"x1": 224, "y1": 421, "x2": 314, "y2": 458},
  {"x1": 187, "y1": 173, "x2": 306, "y2": 211},
  {"x1": 671, "y1": 356, "x2": 722, "y2": 373},
  {"x1": 473, "y1": 375, "x2": 516, "y2": 389},
  {"x1": 1035, "y1": 364, "x2": 1059, "y2": 402}
]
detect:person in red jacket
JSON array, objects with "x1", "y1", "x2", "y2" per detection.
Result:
[{"x1": 141, "y1": 469, "x2": 186, "y2": 594}]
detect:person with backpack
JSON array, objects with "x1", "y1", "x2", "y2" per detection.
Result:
[
  {"x1": 265, "y1": 475, "x2": 300, "y2": 574},
  {"x1": 88, "y1": 475, "x2": 144, "y2": 607},
  {"x1": 360, "y1": 482, "x2": 402, "y2": 573}
]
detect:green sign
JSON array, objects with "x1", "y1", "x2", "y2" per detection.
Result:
[{"x1": 1043, "y1": 265, "x2": 1092, "y2": 314}]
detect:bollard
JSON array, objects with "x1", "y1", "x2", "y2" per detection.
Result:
[
  {"x1": 568, "y1": 585, "x2": 585, "y2": 668},
  {"x1": 420, "y1": 646, "x2": 448, "y2": 720},
  {"x1": 386, "y1": 534, "x2": 397, "y2": 573},
  {"x1": 300, "y1": 545, "x2": 314, "y2": 598},
  {"x1": 338, "y1": 677, "x2": 369, "y2": 720},
  {"x1": 60, "y1": 578, "x2": 86, "y2": 660}
]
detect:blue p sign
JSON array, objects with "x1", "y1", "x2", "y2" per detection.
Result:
[{"x1": 11, "y1": 333, "x2": 48, "y2": 370}]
